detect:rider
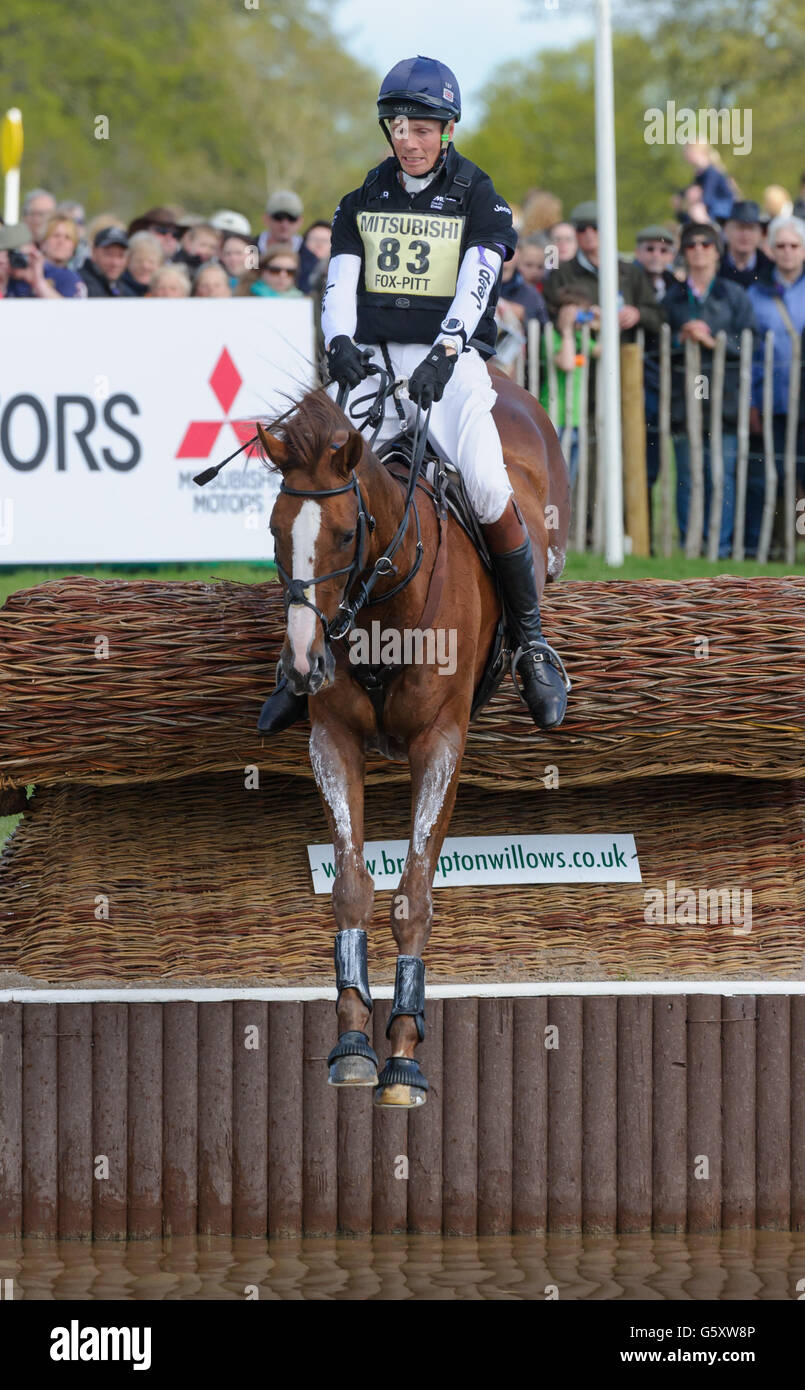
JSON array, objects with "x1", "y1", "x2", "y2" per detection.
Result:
[{"x1": 258, "y1": 54, "x2": 569, "y2": 735}]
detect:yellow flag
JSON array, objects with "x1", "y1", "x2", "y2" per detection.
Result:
[{"x1": 1, "y1": 109, "x2": 23, "y2": 175}]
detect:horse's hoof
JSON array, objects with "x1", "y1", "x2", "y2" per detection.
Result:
[
  {"x1": 327, "y1": 1030, "x2": 378, "y2": 1087},
  {"x1": 328, "y1": 1054, "x2": 378, "y2": 1087},
  {"x1": 373, "y1": 1056, "x2": 429, "y2": 1109},
  {"x1": 374, "y1": 1083, "x2": 428, "y2": 1108}
]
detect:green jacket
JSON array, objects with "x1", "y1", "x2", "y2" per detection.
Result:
[{"x1": 539, "y1": 325, "x2": 595, "y2": 429}]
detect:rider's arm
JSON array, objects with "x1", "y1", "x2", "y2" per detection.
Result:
[
  {"x1": 320, "y1": 252, "x2": 361, "y2": 349},
  {"x1": 434, "y1": 243, "x2": 503, "y2": 354}
]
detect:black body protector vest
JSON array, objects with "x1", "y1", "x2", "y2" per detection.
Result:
[{"x1": 353, "y1": 153, "x2": 500, "y2": 355}]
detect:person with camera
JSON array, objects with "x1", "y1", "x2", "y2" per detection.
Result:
[
  {"x1": 0, "y1": 221, "x2": 84, "y2": 298},
  {"x1": 542, "y1": 201, "x2": 663, "y2": 338}
]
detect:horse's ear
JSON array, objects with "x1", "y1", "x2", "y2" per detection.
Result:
[
  {"x1": 330, "y1": 428, "x2": 363, "y2": 478},
  {"x1": 256, "y1": 423, "x2": 289, "y2": 469}
]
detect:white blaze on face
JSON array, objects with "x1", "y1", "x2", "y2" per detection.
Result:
[{"x1": 288, "y1": 499, "x2": 321, "y2": 675}]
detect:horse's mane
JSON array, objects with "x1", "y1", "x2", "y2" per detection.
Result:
[{"x1": 260, "y1": 388, "x2": 348, "y2": 476}]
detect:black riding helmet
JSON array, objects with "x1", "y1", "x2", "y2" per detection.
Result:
[{"x1": 377, "y1": 55, "x2": 461, "y2": 172}]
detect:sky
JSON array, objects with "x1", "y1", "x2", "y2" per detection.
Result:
[{"x1": 332, "y1": 0, "x2": 595, "y2": 129}]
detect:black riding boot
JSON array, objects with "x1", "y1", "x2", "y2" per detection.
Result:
[
  {"x1": 256, "y1": 676, "x2": 307, "y2": 734},
  {"x1": 491, "y1": 538, "x2": 570, "y2": 730}
]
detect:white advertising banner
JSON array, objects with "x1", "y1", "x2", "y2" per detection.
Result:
[
  {"x1": 308, "y1": 833, "x2": 642, "y2": 893},
  {"x1": 0, "y1": 299, "x2": 315, "y2": 562}
]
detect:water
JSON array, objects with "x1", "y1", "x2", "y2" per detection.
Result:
[{"x1": 1, "y1": 1231, "x2": 803, "y2": 1300}]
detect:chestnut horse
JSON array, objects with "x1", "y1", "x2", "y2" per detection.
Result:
[{"x1": 257, "y1": 367, "x2": 570, "y2": 1107}]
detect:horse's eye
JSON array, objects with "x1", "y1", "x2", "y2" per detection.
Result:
[{"x1": 339, "y1": 530, "x2": 356, "y2": 547}]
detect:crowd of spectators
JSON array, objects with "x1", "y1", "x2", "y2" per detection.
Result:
[
  {"x1": 1, "y1": 142, "x2": 804, "y2": 557},
  {"x1": 502, "y1": 151, "x2": 805, "y2": 559},
  {"x1": 0, "y1": 188, "x2": 331, "y2": 302}
]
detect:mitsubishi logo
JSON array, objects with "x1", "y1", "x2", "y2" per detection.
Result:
[{"x1": 176, "y1": 348, "x2": 258, "y2": 458}]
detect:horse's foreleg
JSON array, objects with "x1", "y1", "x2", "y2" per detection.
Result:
[
  {"x1": 309, "y1": 717, "x2": 377, "y2": 1086},
  {"x1": 375, "y1": 721, "x2": 464, "y2": 1108}
]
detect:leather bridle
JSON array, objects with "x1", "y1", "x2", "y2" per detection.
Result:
[{"x1": 275, "y1": 367, "x2": 430, "y2": 645}]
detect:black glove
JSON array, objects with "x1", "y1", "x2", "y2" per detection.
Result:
[
  {"x1": 327, "y1": 336, "x2": 371, "y2": 390},
  {"x1": 407, "y1": 343, "x2": 457, "y2": 409}
]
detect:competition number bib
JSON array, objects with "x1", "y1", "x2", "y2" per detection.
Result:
[{"x1": 358, "y1": 211, "x2": 464, "y2": 298}]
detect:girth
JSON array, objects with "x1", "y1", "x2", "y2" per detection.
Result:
[{"x1": 348, "y1": 452, "x2": 508, "y2": 729}]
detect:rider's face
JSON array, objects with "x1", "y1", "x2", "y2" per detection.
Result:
[{"x1": 390, "y1": 117, "x2": 451, "y2": 176}]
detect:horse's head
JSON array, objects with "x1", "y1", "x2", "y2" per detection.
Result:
[{"x1": 258, "y1": 393, "x2": 367, "y2": 696}]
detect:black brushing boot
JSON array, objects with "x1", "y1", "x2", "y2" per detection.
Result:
[
  {"x1": 327, "y1": 929, "x2": 378, "y2": 1086},
  {"x1": 491, "y1": 537, "x2": 571, "y2": 730},
  {"x1": 375, "y1": 955, "x2": 429, "y2": 1109},
  {"x1": 256, "y1": 676, "x2": 308, "y2": 734}
]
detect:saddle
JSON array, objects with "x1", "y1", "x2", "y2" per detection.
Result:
[{"x1": 362, "y1": 430, "x2": 508, "y2": 723}]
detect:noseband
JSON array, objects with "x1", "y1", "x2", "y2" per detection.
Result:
[
  {"x1": 276, "y1": 371, "x2": 430, "y2": 645},
  {"x1": 275, "y1": 470, "x2": 380, "y2": 643}
]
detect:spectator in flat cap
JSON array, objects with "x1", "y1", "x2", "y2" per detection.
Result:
[
  {"x1": 719, "y1": 201, "x2": 775, "y2": 289},
  {"x1": 634, "y1": 226, "x2": 678, "y2": 302},
  {"x1": 80, "y1": 226, "x2": 136, "y2": 297},
  {"x1": 634, "y1": 226, "x2": 679, "y2": 530},
  {"x1": 542, "y1": 201, "x2": 664, "y2": 338},
  {"x1": 664, "y1": 221, "x2": 755, "y2": 556}
]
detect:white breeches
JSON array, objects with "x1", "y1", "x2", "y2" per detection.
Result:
[{"x1": 330, "y1": 341, "x2": 513, "y2": 526}]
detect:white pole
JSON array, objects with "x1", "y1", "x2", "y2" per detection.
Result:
[
  {"x1": 594, "y1": 0, "x2": 624, "y2": 566},
  {"x1": 4, "y1": 168, "x2": 20, "y2": 224}
]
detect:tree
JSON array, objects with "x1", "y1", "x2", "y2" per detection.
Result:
[
  {"x1": 468, "y1": 0, "x2": 805, "y2": 243},
  {"x1": 464, "y1": 34, "x2": 682, "y2": 245},
  {"x1": 0, "y1": 0, "x2": 379, "y2": 224}
]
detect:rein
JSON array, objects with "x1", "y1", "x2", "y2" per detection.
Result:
[{"x1": 276, "y1": 367, "x2": 432, "y2": 644}]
